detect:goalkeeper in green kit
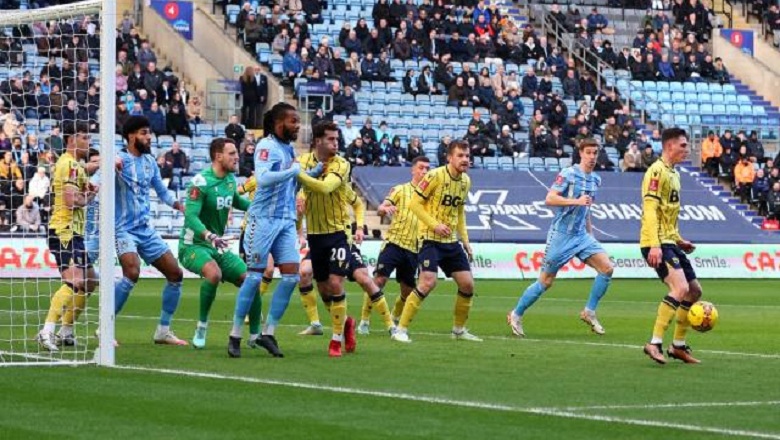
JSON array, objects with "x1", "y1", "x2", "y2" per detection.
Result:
[{"x1": 178, "y1": 138, "x2": 262, "y2": 349}]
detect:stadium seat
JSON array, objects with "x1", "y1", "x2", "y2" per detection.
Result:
[
  {"x1": 499, "y1": 157, "x2": 514, "y2": 170},
  {"x1": 483, "y1": 157, "x2": 499, "y2": 170}
]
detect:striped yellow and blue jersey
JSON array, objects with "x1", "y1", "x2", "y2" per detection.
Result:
[
  {"x1": 415, "y1": 166, "x2": 471, "y2": 244},
  {"x1": 383, "y1": 182, "x2": 419, "y2": 252}
]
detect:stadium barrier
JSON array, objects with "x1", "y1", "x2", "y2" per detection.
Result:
[{"x1": 3, "y1": 239, "x2": 780, "y2": 279}]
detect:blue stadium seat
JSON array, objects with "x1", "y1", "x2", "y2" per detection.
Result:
[
  {"x1": 726, "y1": 104, "x2": 740, "y2": 115},
  {"x1": 671, "y1": 91, "x2": 685, "y2": 102},
  {"x1": 515, "y1": 157, "x2": 530, "y2": 171},
  {"x1": 684, "y1": 92, "x2": 698, "y2": 103},
  {"x1": 657, "y1": 91, "x2": 671, "y2": 102},
  {"x1": 642, "y1": 81, "x2": 656, "y2": 91},
  {"x1": 685, "y1": 103, "x2": 699, "y2": 114},
  {"x1": 669, "y1": 82, "x2": 683, "y2": 92},
  {"x1": 559, "y1": 158, "x2": 572, "y2": 168},
  {"x1": 722, "y1": 84, "x2": 736, "y2": 95},
  {"x1": 697, "y1": 92, "x2": 712, "y2": 103},
  {"x1": 499, "y1": 157, "x2": 514, "y2": 170},
  {"x1": 739, "y1": 105, "x2": 753, "y2": 116},
  {"x1": 695, "y1": 82, "x2": 709, "y2": 92},
  {"x1": 723, "y1": 94, "x2": 737, "y2": 104},
  {"x1": 709, "y1": 83, "x2": 723, "y2": 94},
  {"x1": 699, "y1": 103, "x2": 713, "y2": 115},
  {"x1": 483, "y1": 157, "x2": 499, "y2": 170},
  {"x1": 737, "y1": 95, "x2": 751, "y2": 104},
  {"x1": 655, "y1": 81, "x2": 669, "y2": 91},
  {"x1": 753, "y1": 106, "x2": 767, "y2": 117},
  {"x1": 712, "y1": 104, "x2": 726, "y2": 115}
]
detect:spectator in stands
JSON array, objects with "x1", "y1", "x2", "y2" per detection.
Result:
[
  {"x1": 375, "y1": 121, "x2": 392, "y2": 144},
  {"x1": 283, "y1": 43, "x2": 303, "y2": 82},
  {"x1": 127, "y1": 63, "x2": 144, "y2": 92},
  {"x1": 136, "y1": 88, "x2": 154, "y2": 113},
  {"x1": 406, "y1": 136, "x2": 424, "y2": 162},
  {"x1": 712, "y1": 57, "x2": 730, "y2": 84},
  {"x1": 622, "y1": 142, "x2": 643, "y2": 172},
  {"x1": 735, "y1": 156, "x2": 756, "y2": 203},
  {"x1": 340, "y1": 62, "x2": 361, "y2": 91},
  {"x1": 0, "y1": 132, "x2": 9, "y2": 153},
  {"x1": 333, "y1": 84, "x2": 358, "y2": 116},
  {"x1": 160, "y1": 141, "x2": 190, "y2": 190},
  {"x1": 165, "y1": 104, "x2": 192, "y2": 139},
  {"x1": 14, "y1": 195, "x2": 41, "y2": 233},
  {"x1": 239, "y1": 142, "x2": 255, "y2": 178},
  {"x1": 375, "y1": 50, "x2": 393, "y2": 82},
  {"x1": 361, "y1": 52, "x2": 379, "y2": 80},
  {"x1": 386, "y1": 135, "x2": 405, "y2": 166},
  {"x1": 579, "y1": 71, "x2": 598, "y2": 100},
  {"x1": 521, "y1": 67, "x2": 538, "y2": 98},
  {"x1": 720, "y1": 129, "x2": 737, "y2": 151},
  {"x1": 244, "y1": 12, "x2": 263, "y2": 48},
  {"x1": 345, "y1": 137, "x2": 369, "y2": 166},
  {"x1": 272, "y1": 28, "x2": 290, "y2": 54},
  {"x1": 603, "y1": 116, "x2": 621, "y2": 147},
  {"x1": 303, "y1": 0, "x2": 323, "y2": 24},
  {"x1": 417, "y1": 65, "x2": 438, "y2": 95},
  {"x1": 392, "y1": 30, "x2": 411, "y2": 61},
  {"x1": 143, "y1": 62, "x2": 166, "y2": 96},
  {"x1": 373, "y1": 0, "x2": 391, "y2": 28},
  {"x1": 448, "y1": 76, "x2": 469, "y2": 108},
  {"x1": 145, "y1": 102, "x2": 166, "y2": 136},
  {"x1": 496, "y1": 126, "x2": 522, "y2": 158},
  {"x1": 341, "y1": 117, "x2": 361, "y2": 147},
  {"x1": 768, "y1": 182, "x2": 780, "y2": 220},
  {"x1": 28, "y1": 166, "x2": 49, "y2": 201},
  {"x1": 0, "y1": 150, "x2": 22, "y2": 208},
  {"x1": 360, "y1": 118, "x2": 377, "y2": 142},
  {"x1": 187, "y1": 95, "x2": 203, "y2": 125},
  {"x1": 701, "y1": 131, "x2": 722, "y2": 177},
  {"x1": 240, "y1": 66, "x2": 267, "y2": 129},
  {"x1": 225, "y1": 115, "x2": 245, "y2": 146},
  {"x1": 587, "y1": 8, "x2": 612, "y2": 34},
  {"x1": 43, "y1": 125, "x2": 63, "y2": 157},
  {"x1": 640, "y1": 144, "x2": 658, "y2": 169},
  {"x1": 753, "y1": 168, "x2": 771, "y2": 216},
  {"x1": 720, "y1": 144, "x2": 738, "y2": 182},
  {"x1": 437, "y1": 135, "x2": 451, "y2": 165},
  {"x1": 402, "y1": 69, "x2": 418, "y2": 96},
  {"x1": 747, "y1": 131, "x2": 765, "y2": 164},
  {"x1": 137, "y1": 40, "x2": 156, "y2": 67},
  {"x1": 767, "y1": 4, "x2": 780, "y2": 47}
]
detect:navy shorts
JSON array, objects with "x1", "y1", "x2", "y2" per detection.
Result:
[
  {"x1": 418, "y1": 240, "x2": 470, "y2": 278},
  {"x1": 346, "y1": 244, "x2": 367, "y2": 282},
  {"x1": 48, "y1": 231, "x2": 92, "y2": 273},
  {"x1": 375, "y1": 242, "x2": 418, "y2": 287},
  {"x1": 641, "y1": 244, "x2": 697, "y2": 282},
  {"x1": 308, "y1": 231, "x2": 352, "y2": 282}
]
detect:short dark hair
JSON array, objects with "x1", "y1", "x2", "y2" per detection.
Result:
[
  {"x1": 88, "y1": 148, "x2": 100, "y2": 160},
  {"x1": 448, "y1": 140, "x2": 469, "y2": 155},
  {"x1": 262, "y1": 102, "x2": 296, "y2": 137},
  {"x1": 312, "y1": 120, "x2": 339, "y2": 139},
  {"x1": 411, "y1": 156, "x2": 430, "y2": 166},
  {"x1": 63, "y1": 121, "x2": 90, "y2": 145},
  {"x1": 122, "y1": 115, "x2": 150, "y2": 141},
  {"x1": 578, "y1": 138, "x2": 599, "y2": 151},
  {"x1": 661, "y1": 127, "x2": 688, "y2": 146},
  {"x1": 209, "y1": 138, "x2": 236, "y2": 161}
]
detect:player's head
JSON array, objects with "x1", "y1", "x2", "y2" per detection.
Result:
[
  {"x1": 578, "y1": 138, "x2": 599, "y2": 172},
  {"x1": 312, "y1": 120, "x2": 339, "y2": 158},
  {"x1": 209, "y1": 138, "x2": 239, "y2": 173},
  {"x1": 661, "y1": 127, "x2": 689, "y2": 165},
  {"x1": 263, "y1": 102, "x2": 299, "y2": 143},
  {"x1": 63, "y1": 121, "x2": 91, "y2": 160},
  {"x1": 122, "y1": 115, "x2": 152, "y2": 155},
  {"x1": 447, "y1": 140, "x2": 470, "y2": 174},
  {"x1": 411, "y1": 156, "x2": 431, "y2": 183},
  {"x1": 87, "y1": 148, "x2": 100, "y2": 173}
]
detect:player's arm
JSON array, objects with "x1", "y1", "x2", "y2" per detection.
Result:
[
  {"x1": 640, "y1": 169, "x2": 664, "y2": 266},
  {"x1": 297, "y1": 168, "x2": 342, "y2": 193},
  {"x1": 184, "y1": 180, "x2": 230, "y2": 249},
  {"x1": 545, "y1": 171, "x2": 590, "y2": 206},
  {"x1": 151, "y1": 159, "x2": 183, "y2": 211},
  {"x1": 232, "y1": 192, "x2": 251, "y2": 212},
  {"x1": 457, "y1": 200, "x2": 473, "y2": 259},
  {"x1": 377, "y1": 186, "x2": 400, "y2": 216},
  {"x1": 410, "y1": 171, "x2": 450, "y2": 236},
  {"x1": 62, "y1": 184, "x2": 94, "y2": 208},
  {"x1": 256, "y1": 147, "x2": 300, "y2": 187},
  {"x1": 350, "y1": 190, "x2": 366, "y2": 244}
]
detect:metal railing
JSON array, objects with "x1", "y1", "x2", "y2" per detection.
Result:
[{"x1": 714, "y1": 0, "x2": 734, "y2": 29}]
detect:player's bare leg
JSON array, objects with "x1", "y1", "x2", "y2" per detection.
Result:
[
  {"x1": 298, "y1": 258, "x2": 323, "y2": 335},
  {"x1": 393, "y1": 271, "x2": 437, "y2": 343},
  {"x1": 450, "y1": 270, "x2": 481, "y2": 341},
  {"x1": 508, "y1": 271, "x2": 556, "y2": 338},
  {"x1": 581, "y1": 253, "x2": 614, "y2": 335},
  {"x1": 354, "y1": 268, "x2": 395, "y2": 336},
  {"x1": 150, "y1": 251, "x2": 187, "y2": 346},
  {"x1": 645, "y1": 269, "x2": 691, "y2": 364}
]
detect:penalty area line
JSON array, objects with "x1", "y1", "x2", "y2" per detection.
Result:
[
  {"x1": 115, "y1": 364, "x2": 780, "y2": 440},
  {"x1": 556, "y1": 400, "x2": 780, "y2": 412}
]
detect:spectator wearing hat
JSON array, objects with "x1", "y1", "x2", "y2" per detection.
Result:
[{"x1": 640, "y1": 144, "x2": 658, "y2": 169}]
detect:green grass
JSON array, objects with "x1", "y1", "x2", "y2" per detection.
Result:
[{"x1": 1, "y1": 278, "x2": 780, "y2": 439}]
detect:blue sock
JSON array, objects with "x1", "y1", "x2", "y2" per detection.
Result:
[
  {"x1": 233, "y1": 271, "x2": 262, "y2": 330},
  {"x1": 160, "y1": 281, "x2": 182, "y2": 326},
  {"x1": 513, "y1": 281, "x2": 547, "y2": 316},
  {"x1": 586, "y1": 273, "x2": 612, "y2": 312},
  {"x1": 114, "y1": 277, "x2": 135, "y2": 315},
  {"x1": 266, "y1": 273, "x2": 300, "y2": 328}
]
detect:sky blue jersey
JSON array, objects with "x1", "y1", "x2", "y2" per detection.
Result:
[
  {"x1": 247, "y1": 135, "x2": 298, "y2": 221},
  {"x1": 85, "y1": 170, "x2": 100, "y2": 239},
  {"x1": 548, "y1": 166, "x2": 601, "y2": 235},
  {"x1": 115, "y1": 151, "x2": 175, "y2": 232}
]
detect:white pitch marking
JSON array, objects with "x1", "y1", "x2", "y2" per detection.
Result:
[
  {"x1": 115, "y1": 365, "x2": 780, "y2": 440},
  {"x1": 557, "y1": 400, "x2": 780, "y2": 412}
]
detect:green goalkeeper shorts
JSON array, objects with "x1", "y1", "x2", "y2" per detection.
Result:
[{"x1": 179, "y1": 244, "x2": 246, "y2": 285}]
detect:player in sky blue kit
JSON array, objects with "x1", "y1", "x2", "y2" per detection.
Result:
[
  {"x1": 507, "y1": 139, "x2": 615, "y2": 337},
  {"x1": 227, "y1": 103, "x2": 322, "y2": 358},
  {"x1": 114, "y1": 116, "x2": 188, "y2": 346}
]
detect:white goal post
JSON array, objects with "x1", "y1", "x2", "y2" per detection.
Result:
[{"x1": 0, "y1": 0, "x2": 115, "y2": 366}]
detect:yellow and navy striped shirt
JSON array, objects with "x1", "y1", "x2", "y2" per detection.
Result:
[
  {"x1": 299, "y1": 152, "x2": 353, "y2": 235},
  {"x1": 640, "y1": 158, "x2": 683, "y2": 247},
  {"x1": 49, "y1": 152, "x2": 88, "y2": 242},
  {"x1": 384, "y1": 182, "x2": 419, "y2": 252},
  {"x1": 239, "y1": 175, "x2": 257, "y2": 231},
  {"x1": 415, "y1": 166, "x2": 471, "y2": 244}
]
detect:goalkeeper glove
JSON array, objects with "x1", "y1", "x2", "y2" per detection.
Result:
[{"x1": 206, "y1": 233, "x2": 230, "y2": 251}]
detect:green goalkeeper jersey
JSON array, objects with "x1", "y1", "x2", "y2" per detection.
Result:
[{"x1": 179, "y1": 167, "x2": 250, "y2": 248}]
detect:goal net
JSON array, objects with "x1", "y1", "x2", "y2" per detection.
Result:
[{"x1": 0, "y1": 0, "x2": 116, "y2": 366}]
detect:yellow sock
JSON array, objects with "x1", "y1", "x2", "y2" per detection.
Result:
[
  {"x1": 392, "y1": 295, "x2": 405, "y2": 318},
  {"x1": 673, "y1": 301, "x2": 693, "y2": 344},
  {"x1": 453, "y1": 291, "x2": 474, "y2": 328},
  {"x1": 652, "y1": 296, "x2": 680, "y2": 342},
  {"x1": 299, "y1": 285, "x2": 320, "y2": 324},
  {"x1": 61, "y1": 290, "x2": 88, "y2": 326},
  {"x1": 45, "y1": 284, "x2": 74, "y2": 324},
  {"x1": 369, "y1": 292, "x2": 394, "y2": 329},
  {"x1": 260, "y1": 276, "x2": 273, "y2": 295},
  {"x1": 329, "y1": 294, "x2": 347, "y2": 336},
  {"x1": 360, "y1": 292, "x2": 372, "y2": 321},
  {"x1": 399, "y1": 289, "x2": 425, "y2": 329}
]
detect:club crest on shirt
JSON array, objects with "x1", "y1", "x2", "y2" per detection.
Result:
[
  {"x1": 554, "y1": 174, "x2": 564, "y2": 185},
  {"x1": 68, "y1": 164, "x2": 79, "y2": 180},
  {"x1": 423, "y1": 260, "x2": 430, "y2": 268},
  {"x1": 189, "y1": 186, "x2": 201, "y2": 200},
  {"x1": 649, "y1": 178, "x2": 659, "y2": 192},
  {"x1": 259, "y1": 149, "x2": 270, "y2": 161},
  {"x1": 418, "y1": 179, "x2": 430, "y2": 191}
]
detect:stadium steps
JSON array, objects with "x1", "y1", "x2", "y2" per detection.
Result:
[{"x1": 684, "y1": 164, "x2": 769, "y2": 229}]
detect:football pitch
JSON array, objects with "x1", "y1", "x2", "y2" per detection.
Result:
[{"x1": 1, "y1": 278, "x2": 779, "y2": 439}]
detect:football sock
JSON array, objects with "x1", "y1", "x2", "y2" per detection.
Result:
[
  {"x1": 248, "y1": 291, "x2": 262, "y2": 335},
  {"x1": 232, "y1": 271, "x2": 262, "y2": 338},
  {"x1": 199, "y1": 280, "x2": 218, "y2": 323},
  {"x1": 392, "y1": 295, "x2": 406, "y2": 318},
  {"x1": 299, "y1": 284, "x2": 320, "y2": 324},
  {"x1": 369, "y1": 290, "x2": 394, "y2": 329},
  {"x1": 360, "y1": 292, "x2": 372, "y2": 321},
  {"x1": 45, "y1": 283, "x2": 74, "y2": 329},
  {"x1": 586, "y1": 273, "x2": 611, "y2": 311},
  {"x1": 651, "y1": 295, "x2": 680, "y2": 344},
  {"x1": 62, "y1": 289, "x2": 87, "y2": 327},
  {"x1": 513, "y1": 281, "x2": 547, "y2": 316},
  {"x1": 160, "y1": 281, "x2": 182, "y2": 326},
  {"x1": 264, "y1": 273, "x2": 300, "y2": 335},
  {"x1": 673, "y1": 300, "x2": 693, "y2": 346},
  {"x1": 398, "y1": 289, "x2": 426, "y2": 329},
  {"x1": 453, "y1": 291, "x2": 474, "y2": 328},
  {"x1": 329, "y1": 293, "x2": 347, "y2": 341},
  {"x1": 260, "y1": 275, "x2": 273, "y2": 295},
  {"x1": 114, "y1": 276, "x2": 135, "y2": 315}
]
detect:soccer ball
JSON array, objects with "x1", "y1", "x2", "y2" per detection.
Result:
[{"x1": 688, "y1": 301, "x2": 718, "y2": 332}]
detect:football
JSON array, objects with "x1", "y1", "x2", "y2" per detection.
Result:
[{"x1": 688, "y1": 301, "x2": 719, "y2": 332}]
